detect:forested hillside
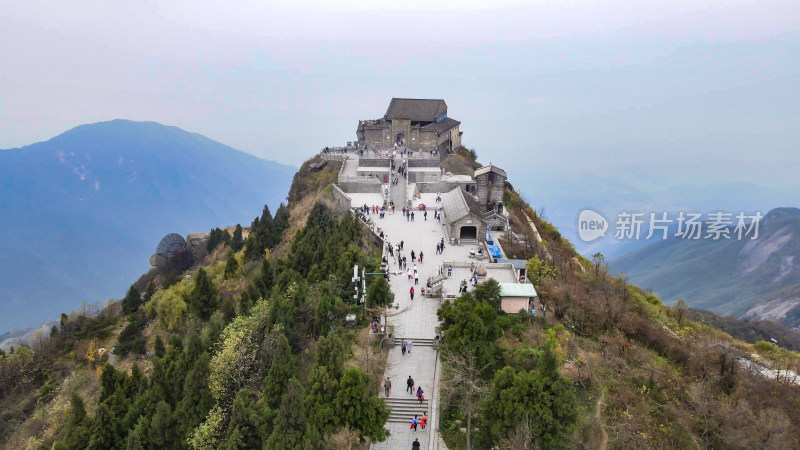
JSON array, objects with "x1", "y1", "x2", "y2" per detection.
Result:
[
  {"x1": 0, "y1": 156, "x2": 394, "y2": 449},
  {"x1": 433, "y1": 151, "x2": 800, "y2": 449}
]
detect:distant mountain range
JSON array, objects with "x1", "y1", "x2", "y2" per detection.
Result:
[
  {"x1": 611, "y1": 207, "x2": 800, "y2": 329},
  {"x1": 0, "y1": 120, "x2": 296, "y2": 334}
]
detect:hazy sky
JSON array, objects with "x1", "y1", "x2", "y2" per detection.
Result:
[{"x1": 2, "y1": 0, "x2": 799, "y2": 250}]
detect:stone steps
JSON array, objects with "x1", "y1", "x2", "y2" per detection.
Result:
[
  {"x1": 384, "y1": 396, "x2": 431, "y2": 423},
  {"x1": 394, "y1": 338, "x2": 435, "y2": 347}
]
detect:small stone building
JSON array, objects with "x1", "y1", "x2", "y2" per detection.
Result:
[
  {"x1": 441, "y1": 187, "x2": 486, "y2": 244},
  {"x1": 474, "y1": 164, "x2": 506, "y2": 213},
  {"x1": 357, "y1": 98, "x2": 462, "y2": 152},
  {"x1": 498, "y1": 282, "x2": 538, "y2": 314}
]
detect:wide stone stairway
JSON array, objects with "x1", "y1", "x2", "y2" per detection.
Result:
[{"x1": 390, "y1": 172, "x2": 408, "y2": 209}]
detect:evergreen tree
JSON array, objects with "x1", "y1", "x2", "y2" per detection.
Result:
[
  {"x1": 230, "y1": 224, "x2": 244, "y2": 252},
  {"x1": 121, "y1": 285, "x2": 142, "y2": 315},
  {"x1": 473, "y1": 278, "x2": 502, "y2": 311},
  {"x1": 263, "y1": 334, "x2": 296, "y2": 409},
  {"x1": 438, "y1": 292, "x2": 503, "y2": 372},
  {"x1": 125, "y1": 415, "x2": 148, "y2": 450},
  {"x1": 176, "y1": 352, "x2": 214, "y2": 438},
  {"x1": 315, "y1": 333, "x2": 346, "y2": 379},
  {"x1": 61, "y1": 393, "x2": 91, "y2": 449},
  {"x1": 334, "y1": 366, "x2": 390, "y2": 442},
  {"x1": 188, "y1": 268, "x2": 219, "y2": 320},
  {"x1": 271, "y1": 203, "x2": 290, "y2": 245},
  {"x1": 366, "y1": 276, "x2": 394, "y2": 309},
  {"x1": 153, "y1": 335, "x2": 166, "y2": 358},
  {"x1": 244, "y1": 206, "x2": 274, "y2": 261},
  {"x1": 223, "y1": 389, "x2": 266, "y2": 449},
  {"x1": 482, "y1": 358, "x2": 578, "y2": 447},
  {"x1": 304, "y1": 365, "x2": 339, "y2": 433},
  {"x1": 256, "y1": 259, "x2": 274, "y2": 298},
  {"x1": 224, "y1": 251, "x2": 239, "y2": 279},
  {"x1": 148, "y1": 401, "x2": 176, "y2": 448},
  {"x1": 222, "y1": 297, "x2": 236, "y2": 323},
  {"x1": 143, "y1": 280, "x2": 157, "y2": 304},
  {"x1": 88, "y1": 403, "x2": 118, "y2": 449},
  {"x1": 265, "y1": 378, "x2": 306, "y2": 449}
]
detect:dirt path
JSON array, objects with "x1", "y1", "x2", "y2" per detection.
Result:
[{"x1": 595, "y1": 389, "x2": 608, "y2": 450}]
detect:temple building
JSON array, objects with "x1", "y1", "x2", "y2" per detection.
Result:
[{"x1": 357, "y1": 98, "x2": 462, "y2": 152}]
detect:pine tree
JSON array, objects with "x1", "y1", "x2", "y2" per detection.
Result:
[
  {"x1": 263, "y1": 334, "x2": 296, "y2": 409},
  {"x1": 304, "y1": 365, "x2": 339, "y2": 433},
  {"x1": 224, "y1": 251, "x2": 239, "y2": 279},
  {"x1": 334, "y1": 366, "x2": 390, "y2": 442},
  {"x1": 143, "y1": 280, "x2": 157, "y2": 304},
  {"x1": 176, "y1": 352, "x2": 214, "y2": 438},
  {"x1": 153, "y1": 335, "x2": 166, "y2": 358},
  {"x1": 230, "y1": 224, "x2": 244, "y2": 252},
  {"x1": 148, "y1": 401, "x2": 176, "y2": 448},
  {"x1": 125, "y1": 415, "x2": 148, "y2": 450},
  {"x1": 265, "y1": 378, "x2": 306, "y2": 449},
  {"x1": 121, "y1": 285, "x2": 142, "y2": 315},
  {"x1": 256, "y1": 259, "x2": 274, "y2": 297},
  {"x1": 271, "y1": 203, "x2": 290, "y2": 245},
  {"x1": 223, "y1": 389, "x2": 266, "y2": 449},
  {"x1": 188, "y1": 268, "x2": 218, "y2": 320},
  {"x1": 88, "y1": 403, "x2": 118, "y2": 449},
  {"x1": 60, "y1": 393, "x2": 91, "y2": 449},
  {"x1": 366, "y1": 276, "x2": 394, "y2": 309},
  {"x1": 316, "y1": 334, "x2": 346, "y2": 379}
]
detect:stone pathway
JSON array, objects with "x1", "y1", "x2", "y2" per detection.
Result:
[{"x1": 371, "y1": 202, "x2": 472, "y2": 450}]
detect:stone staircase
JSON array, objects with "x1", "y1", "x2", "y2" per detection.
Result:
[
  {"x1": 393, "y1": 337, "x2": 435, "y2": 347},
  {"x1": 389, "y1": 172, "x2": 408, "y2": 209},
  {"x1": 384, "y1": 396, "x2": 431, "y2": 423}
]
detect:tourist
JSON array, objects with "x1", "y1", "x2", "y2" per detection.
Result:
[
  {"x1": 419, "y1": 251, "x2": 424, "y2": 263},
  {"x1": 424, "y1": 211, "x2": 427, "y2": 220},
  {"x1": 447, "y1": 265, "x2": 452, "y2": 277},
  {"x1": 407, "y1": 339, "x2": 413, "y2": 354},
  {"x1": 413, "y1": 438, "x2": 421, "y2": 449},
  {"x1": 411, "y1": 415, "x2": 419, "y2": 432},
  {"x1": 416, "y1": 386, "x2": 424, "y2": 403},
  {"x1": 411, "y1": 211, "x2": 415, "y2": 221},
  {"x1": 400, "y1": 240, "x2": 404, "y2": 250},
  {"x1": 411, "y1": 250, "x2": 416, "y2": 261},
  {"x1": 402, "y1": 340, "x2": 407, "y2": 356},
  {"x1": 435, "y1": 242, "x2": 440, "y2": 254},
  {"x1": 409, "y1": 286, "x2": 414, "y2": 300},
  {"x1": 384, "y1": 377, "x2": 392, "y2": 397},
  {"x1": 414, "y1": 273, "x2": 419, "y2": 285},
  {"x1": 407, "y1": 376, "x2": 414, "y2": 394},
  {"x1": 421, "y1": 412, "x2": 428, "y2": 430}
]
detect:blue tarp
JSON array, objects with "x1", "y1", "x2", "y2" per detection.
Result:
[{"x1": 488, "y1": 245, "x2": 502, "y2": 259}]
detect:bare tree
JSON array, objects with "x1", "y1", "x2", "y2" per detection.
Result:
[
  {"x1": 500, "y1": 414, "x2": 537, "y2": 450},
  {"x1": 440, "y1": 349, "x2": 491, "y2": 450}
]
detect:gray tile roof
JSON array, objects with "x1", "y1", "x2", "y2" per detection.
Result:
[
  {"x1": 421, "y1": 117, "x2": 461, "y2": 135},
  {"x1": 442, "y1": 187, "x2": 485, "y2": 222},
  {"x1": 474, "y1": 164, "x2": 507, "y2": 178},
  {"x1": 385, "y1": 98, "x2": 447, "y2": 122}
]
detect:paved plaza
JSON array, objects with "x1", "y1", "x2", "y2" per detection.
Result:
[{"x1": 369, "y1": 200, "x2": 474, "y2": 450}]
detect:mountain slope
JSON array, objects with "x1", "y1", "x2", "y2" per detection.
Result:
[
  {"x1": 0, "y1": 120, "x2": 296, "y2": 334},
  {"x1": 610, "y1": 207, "x2": 800, "y2": 325}
]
